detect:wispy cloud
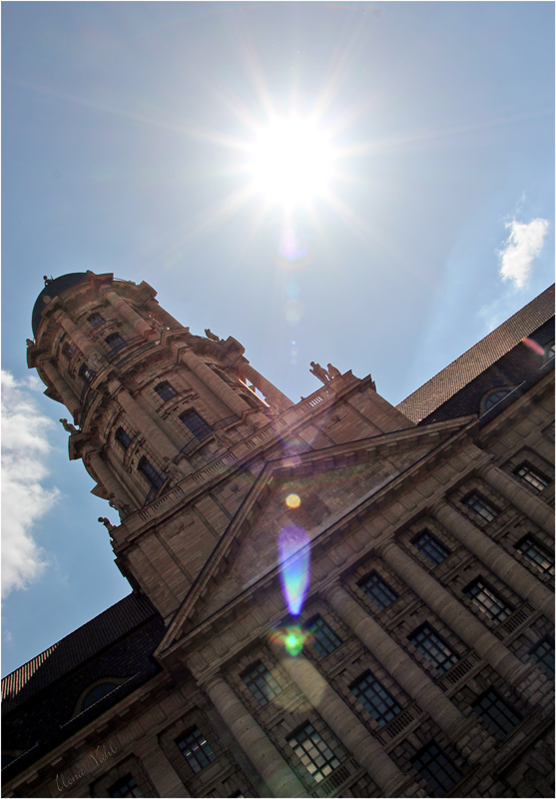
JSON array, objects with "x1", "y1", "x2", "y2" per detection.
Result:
[
  {"x1": 1, "y1": 371, "x2": 60, "y2": 598},
  {"x1": 498, "y1": 217, "x2": 549, "y2": 289}
]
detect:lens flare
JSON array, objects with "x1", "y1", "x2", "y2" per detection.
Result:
[
  {"x1": 285, "y1": 493, "x2": 301, "y2": 509},
  {"x1": 278, "y1": 524, "x2": 311, "y2": 615},
  {"x1": 269, "y1": 624, "x2": 314, "y2": 657},
  {"x1": 285, "y1": 298, "x2": 304, "y2": 324},
  {"x1": 522, "y1": 337, "x2": 545, "y2": 356}
]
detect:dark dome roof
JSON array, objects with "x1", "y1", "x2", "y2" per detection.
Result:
[{"x1": 32, "y1": 273, "x2": 89, "y2": 337}]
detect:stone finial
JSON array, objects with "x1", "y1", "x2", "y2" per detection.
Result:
[
  {"x1": 98, "y1": 516, "x2": 116, "y2": 532},
  {"x1": 59, "y1": 418, "x2": 77, "y2": 433},
  {"x1": 309, "y1": 362, "x2": 330, "y2": 384}
]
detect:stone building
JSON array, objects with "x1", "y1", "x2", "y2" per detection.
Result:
[{"x1": 2, "y1": 272, "x2": 554, "y2": 798}]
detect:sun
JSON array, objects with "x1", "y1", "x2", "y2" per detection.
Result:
[{"x1": 248, "y1": 117, "x2": 335, "y2": 207}]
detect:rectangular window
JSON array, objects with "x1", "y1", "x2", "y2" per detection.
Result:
[
  {"x1": 463, "y1": 578, "x2": 512, "y2": 623},
  {"x1": 62, "y1": 342, "x2": 75, "y2": 359},
  {"x1": 79, "y1": 364, "x2": 95, "y2": 384},
  {"x1": 462, "y1": 492, "x2": 498, "y2": 522},
  {"x1": 350, "y1": 671, "x2": 401, "y2": 727},
  {"x1": 108, "y1": 774, "x2": 143, "y2": 797},
  {"x1": 138, "y1": 457, "x2": 165, "y2": 490},
  {"x1": 408, "y1": 624, "x2": 458, "y2": 675},
  {"x1": 306, "y1": 616, "x2": 342, "y2": 658},
  {"x1": 115, "y1": 427, "x2": 132, "y2": 450},
  {"x1": 180, "y1": 409, "x2": 213, "y2": 441},
  {"x1": 154, "y1": 381, "x2": 178, "y2": 402},
  {"x1": 529, "y1": 636, "x2": 555, "y2": 679},
  {"x1": 514, "y1": 462, "x2": 550, "y2": 492},
  {"x1": 176, "y1": 727, "x2": 216, "y2": 774},
  {"x1": 241, "y1": 661, "x2": 282, "y2": 707},
  {"x1": 358, "y1": 571, "x2": 398, "y2": 610},
  {"x1": 105, "y1": 333, "x2": 125, "y2": 351},
  {"x1": 411, "y1": 742, "x2": 461, "y2": 797},
  {"x1": 87, "y1": 312, "x2": 105, "y2": 329},
  {"x1": 412, "y1": 530, "x2": 451, "y2": 566},
  {"x1": 473, "y1": 689, "x2": 521, "y2": 739},
  {"x1": 516, "y1": 536, "x2": 554, "y2": 576},
  {"x1": 287, "y1": 723, "x2": 341, "y2": 783}
]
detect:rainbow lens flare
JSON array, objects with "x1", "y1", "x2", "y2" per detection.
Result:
[
  {"x1": 278, "y1": 524, "x2": 311, "y2": 616},
  {"x1": 269, "y1": 624, "x2": 314, "y2": 657}
]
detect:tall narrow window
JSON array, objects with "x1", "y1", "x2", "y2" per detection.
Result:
[
  {"x1": 514, "y1": 462, "x2": 550, "y2": 492},
  {"x1": 105, "y1": 332, "x2": 125, "y2": 351},
  {"x1": 411, "y1": 742, "x2": 461, "y2": 797},
  {"x1": 463, "y1": 578, "x2": 512, "y2": 623},
  {"x1": 516, "y1": 536, "x2": 554, "y2": 576},
  {"x1": 138, "y1": 457, "x2": 164, "y2": 490},
  {"x1": 62, "y1": 342, "x2": 75, "y2": 359},
  {"x1": 179, "y1": 410, "x2": 212, "y2": 441},
  {"x1": 108, "y1": 774, "x2": 143, "y2": 797},
  {"x1": 408, "y1": 624, "x2": 458, "y2": 675},
  {"x1": 529, "y1": 636, "x2": 555, "y2": 679},
  {"x1": 306, "y1": 616, "x2": 342, "y2": 657},
  {"x1": 241, "y1": 662, "x2": 282, "y2": 706},
  {"x1": 87, "y1": 312, "x2": 105, "y2": 329},
  {"x1": 79, "y1": 364, "x2": 95, "y2": 384},
  {"x1": 473, "y1": 689, "x2": 521, "y2": 739},
  {"x1": 350, "y1": 671, "x2": 401, "y2": 727},
  {"x1": 287, "y1": 723, "x2": 341, "y2": 783},
  {"x1": 115, "y1": 427, "x2": 132, "y2": 450},
  {"x1": 358, "y1": 571, "x2": 398, "y2": 610},
  {"x1": 154, "y1": 381, "x2": 177, "y2": 402},
  {"x1": 411, "y1": 530, "x2": 450, "y2": 566},
  {"x1": 462, "y1": 492, "x2": 498, "y2": 522},
  {"x1": 176, "y1": 727, "x2": 216, "y2": 774}
]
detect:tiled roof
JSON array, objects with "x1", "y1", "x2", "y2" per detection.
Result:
[
  {"x1": 396, "y1": 285, "x2": 555, "y2": 424},
  {"x1": 1, "y1": 593, "x2": 159, "y2": 711}
]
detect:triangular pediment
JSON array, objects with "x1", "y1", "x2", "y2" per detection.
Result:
[{"x1": 156, "y1": 415, "x2": 477, "y2": 658}]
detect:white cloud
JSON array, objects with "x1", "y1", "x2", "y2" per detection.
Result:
[
  {"x1": 498, "y1": 217, "x2": 549, "y2": 289},
  {"x1": 1, "y1": 370, "x2": 60, "y2": 598}
]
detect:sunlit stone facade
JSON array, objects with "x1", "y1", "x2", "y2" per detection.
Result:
[{"x1": 2, "y1": 273, "x2": 554, "y2": 798}]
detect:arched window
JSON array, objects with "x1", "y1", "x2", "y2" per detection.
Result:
[
  {"x1": 87, "y1": 312, "x2": 105, "y2": 329},
  {"x1": 484, "y1": 389, "x2": 511, "y2": 410},
  {"x1": 154, "y1": 381, "x2": 177, "y2": 402},
  {"x1": 82, "y1": 682, "x2": 118, "y2": 710},
  {"x1": 115, "y1": 427, "x2": 132, "y2": 450},
  {"x1": 105, "y1": 333, "x2": 125, "y2": 351}
]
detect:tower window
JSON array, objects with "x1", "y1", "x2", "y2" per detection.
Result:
[
  {"x1": 350, "y1": 671, "x2": 401, "y2": 727},
  {"x1": 411, "y1": 742, "x2": 461, "y2": 797},
  {"x1": 176, "y1": 727, "x2": 216, "y2": 774},
  {"x1": 462, "y1": 492, "x2": 498, "y2": 523},
  {"x1": 529, "y1": 636, "x2": 555, "y2": 679},
  {"x1": 241, "y1": 661, "x2": 282, "y2": 706},
  {"x1": 138, "y1": 457, "x2": 165, "y2": 490},
  {"x1": 516, "y1": 536, "x2": 554, "y2": 576},
  {"x1": 105, "y1": 333, "x2": 125, "y2": 351},
  {"x1": 358, "y1": 571, "x2": 398, "y2": 610},
  {"x1": 87, "y1": 312, "x2": 105, "y2": 329},
  {"x1": 463, "y1": 578, "x2": 512, "y2": 623},
  {"x1": 412, "y1": 530, "x2": 451, "y2": 566},
  {"x1": 108, "y1": 774, "x2": 143, "y2": 797},
  {"x1": 179, "y1": 409, "x2": 213, "y2": 441},
  {"x1": 79, "y1": 364, "x2": 95, "y2": 384},
  {"x1": 473, "y1": 689, "x2": 521, "y2": 739},
  {"x1": 154, "y1": 381, "x2": 177, "y2": 402},
  {"x1": 115, "y1": 427, "x2": 132, "y2": 450},
  {"x1": 287, "y1": 723, "x2": 341, "y2": 783},
  {"x1": 306, "y1": 615, "x2": 342, "y2": 657},
  {"x1": 408, "y1": 624, "x2": 458, "y2": 675},
  {"x1": 62, "y1": 342, "x2": 75, "y2": 359},
  {"x1": 514, "y1": 462, "x2": 550, "y2": 492},
  {"x1": 82, "y1": 682, "x2": 118, "y2": 710}
]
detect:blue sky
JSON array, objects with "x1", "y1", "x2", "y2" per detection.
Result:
[{"x1": 2, "y1": 2, "x2": 554, "y2": 677}]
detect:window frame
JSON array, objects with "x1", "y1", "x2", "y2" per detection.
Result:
[
  {"x1": 175, "y1": 726, "x2": 216, "y2": 775},
  {"x1": 115, "y1": 427, "x2": 132, "y2": 450},
  {"x1": 463, "y1": 578, "x2": 513, "y2": 623},
  {"x1": 154, "y1": 381, "x2": 178, "y2": 403},
  {"x1": 87, "y1": 312, "x2": 106, "y2": 329},
  {"x1": 108, "y1": 773, "x2": 143, "y2": 798},
  {"x1": 306, "y1": 615, "x2": 342, "y2": 658},
  {"x1": 411, "y1": 530, "x2": 451, "y2": 566},
  {"x1": 179, "y1": 409, "x2": 213, "y2": 441},
  {"x1": 462, "y1": 491, "x2": 498, "y2": 523},
  {"x1": 350, "y1": 670, "x2": 402, "y2": 727},
  {"x1": 105, "y1": 332, "x2": 126, "y2": 352},
  {"x1": 529, "y1": 635, "x2": 555, "y2": 679},
  {"x1": 287, "y1": 722, "x2": 341, "y2": 784},
  {"x1": 472, "y1": 688, "x2": 522, "y2": 739},
  {"x1": 408, "y1": 623, "x2": 458, "y2": 675},
  {"x1": 515, "y1": 535, "x2": 554, "y2": 576},
  {"x1": 411, "y1": 741, "x2": 462, "y2": 797},
  {"x1": 513, "y1": 462, "x2": 550, "y2": 492},
  {"x1": 241, "y1": 661, "x2": 282, "y2": 707},
  {"x1": 138, "y1": 457, "x2": 165, "y2": 490},
  {"x1": 358, "y1": 570, "x2": 398, "y2": 610}
]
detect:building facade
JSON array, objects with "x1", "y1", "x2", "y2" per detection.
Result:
[{"x1": 2, "y1": 272, "x2": 554, "y2": 798}]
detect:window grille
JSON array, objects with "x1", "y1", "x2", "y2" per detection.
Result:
[
  {"x1": 179, "y1": 409, "x2": 212, "y2": 441},
  {"x1": 176, "y1": 727, "x2": 216, "y2": 774},
  {"x1": 241, "y1": 662, "x2": 282, "y2": 706},
  {"x1": 79, "y1": 364, "x2": 95, "y2": 384},
  {"x1": 463, "y1": 578, "x2": 512, "y2": 623},
  {"x1": 87, "y1": 312, "x2": 105, "y2": 329},
  {"x1": 154, "y1": 381, "x2": 178, "y2": 402},
  {"x1": 105, "y1": 332, "x2": 125, "y2": 351},
  {"x1": 408, "y1": 624, "x2": 458, "y2": 675},
  {"x1": 462, "y1": 492, "x2": 498, "y2": 522},
  {"x1": 412, "y1": 530, "x2": 450, "y2": 566},
  {"x1": 82, "y1": 682, "x2": 117, "y2": 709},
  {"x1": 473, "y1": 689, "x2": 521, "y2": 739},
  {"x1": 514, "y1": 462, "x2": 550, "y2": 492},
  {"x1": 529, "y1": 636, "x2": 555, "y2": 679},
  {"x1": 411, "y1": 742, "x2": 461, "y2": 797},
  {"x1": 287, "y1": 723, "x2": 341, "y2": 783},
  {"x1": 358, "y1": 570, "x2": 398, "y2": 610},
  {"x1": 516, "y1": 536, "x2": 554, "y2": 576},
  {"x1": 108, "y1": 774, "x2": 143, "y2": 797},
  {"x1": 306, "y1": 616, "x2": 342, "y2": 657},
  {"x1": 350, "y1": 671, "x2": 401, "y2": 727},
  {"x1": 138, "y1": 457, "x2": 165, "y2": 490},
  {"x1": 115, "y1": 427, "x2": 132, "y2": 450},
  {"x1": 484, "y1": 389, "x2": 511, "y2": 411}
]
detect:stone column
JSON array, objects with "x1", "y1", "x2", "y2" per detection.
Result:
[
  {"x1": 181, "y1": 349, "x2": 250, "y2": 417},
  {"x1": 203, "y1": 674, "x2": 308, "y2": 798},
  {"x1": 134, "y1": 738, "x2": 190, "y2": 797},
  {"x1": 85, "y1": 449, "x2": 136, "y2": 511},
  {"x1": 57, "y1": 313, "x2": 97, "y2": 357},
  {"x1": 270, "y1": 646, "x2": 417, "y2": 797},
  {"x1": 379, "y1": 540, "x2": 529, "y2": 689},
  {"x1": 479, "y1": 462, "x2": 554, "y2": 535},
  {"x1": 41, "y1": 360, "x2": 81, "y2": 419},
  {"x1": 115, "y1": 387, "x2": 181, "y2": 462},
  {"x1": 105, "y1": 290, "x2": 153, "y2": 339},
  {"x1": 431, "y1": 499, "x2": 554, "y2": 622},
  {"x1": 235, "y1": 361, "x2": 293, "y2": 411}
]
